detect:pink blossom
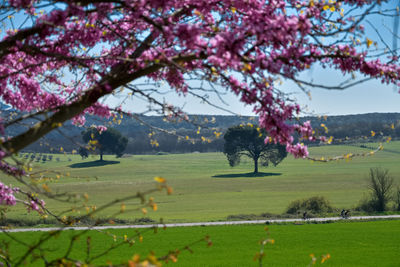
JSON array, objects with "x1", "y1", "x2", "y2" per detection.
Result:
[
  {"x1": 0, "y1": 0, "x2": 396, "y2": 162},
  {"x1": 27, "y1": 199, "x2": 46, "y2": 213},
  {"x1": 0, "y1": 183, "x2": 18, "y2": 206},
  {"x1": 96, "y1": 125, "x2": 107, "y2": 134}
]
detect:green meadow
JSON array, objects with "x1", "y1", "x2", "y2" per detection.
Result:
[
  {"x1": 1, "y1": 142, "x2": 400, "y2": 266},
  {"x1": 3, "y1": 220, "x2": 400, "y2": 266},
  {"x1": 2, "y1": 141, "x2": 400, "y2": 223}
]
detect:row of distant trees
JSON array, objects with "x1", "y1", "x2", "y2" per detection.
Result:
[
  {"x1": 21, "y1": 113, "x2": 400, "y2": 154},
  {"x1": 31, "y1": 117, "x2": 396, "y2": 162},
  {"x1": 78, "y1": 124, "x2": 288, "y2": 174}
]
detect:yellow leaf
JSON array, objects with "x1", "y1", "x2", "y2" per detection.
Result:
[
  {"x1": 154, "y1": 176, "x2": 166, "y2": 183},
  {"x1": 330, "y1": 6, "x2": 335, "y2": 12},
  {"x1": 371, "y1": 130, "x2": 375, "y2": 137},
  {"x1": 327, "y1": 136, "x2": 333, "y2": 144},
  {"x1": 42, "y1": 184, "x2": 50, "y2": 193},
  {"x1": 366, "y1": 38, "x2": 373, "y2": 48},
  {"x1": 132, "y1": 254, "x2": 140, "y2": 263},
  {"x1": 214, "y1": 131, "x2": 222, "y2": 138},
  {"x1": 150, "y1": 139, "x2": 159, "y2": 147},
  {"x1": 152, "y1": 203, "x2": 158, "y2": 211},
  {"x1": 167, "y1": 186, "x2": 173, "y2": 195},
  {"x1": 323, "y1": 5, "x2": 330, "y2": 11},
  {"x1": 242, "y1": 63, "x2": 252, "y2": 72}
]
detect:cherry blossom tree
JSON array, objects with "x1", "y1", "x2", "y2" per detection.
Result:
[{"x1": 0, "y1": 0, "x2": 399, "y2": 264}]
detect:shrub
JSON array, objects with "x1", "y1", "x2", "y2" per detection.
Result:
[
  {"x1": 356, "y1": 168, "x2": 394, "y2": 212},
  {"x1": 368, "y1": 168, "x2": 393, "y2": 211},
  {"x1": 355, "y1": 196, "x2": 376, "y2": 213},
  {"x1": 286, "y1": 196, "x2": 334, "y2": 214},
  {"x1": 394, "y1": 187, "x2": 400, "y2": 211}
]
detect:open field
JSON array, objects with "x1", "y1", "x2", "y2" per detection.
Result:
[
  {"x1": 2, "y1": 141, "x2": 400, "y2": 223},
  {"x1": 2, "y1": 220, "x2": 400, "y2": 266}
]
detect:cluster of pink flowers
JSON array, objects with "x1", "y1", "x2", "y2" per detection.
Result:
[
  {"x1": 0, "y1": 181, "x2": 47, "y2": 213},
  {"x1": 96, "y1": 125, "x2": 107, "y2": 134},
  {"x1": 0, "y1": 0, "x2": 397, "y2": 171},
  {"x1": 0, "y1": 182, "x2": 19, "y2": 206},
  {"x1": 26, "y1": 199, "x2": 46, "y2": 214}
]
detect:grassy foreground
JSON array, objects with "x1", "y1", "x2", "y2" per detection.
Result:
[
  {"x1": 2, "y1": 141, "x2": 400, "y2": 223},
  {"x1": 2, "y1": 220, "x2": 400, "y2": 266}
]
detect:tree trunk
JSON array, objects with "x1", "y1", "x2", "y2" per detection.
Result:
[
  {"x1": 254, "y1": 157, "x2": 258, "y2": 174},
  {"x1": 100, "y1": 151, "x2": 103, "y2": 161}
]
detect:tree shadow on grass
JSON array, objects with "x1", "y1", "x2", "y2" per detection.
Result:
[
  {"x1": 212, "y1": 172, "x2": 282, "y2": 178},
  {"x1": 69, "y1": 160, "x2": 120, "y2": 168}
]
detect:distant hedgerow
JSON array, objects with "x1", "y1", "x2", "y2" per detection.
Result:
[{"x1": 286, "y1": 196, "x2": 334, "y2": 214}]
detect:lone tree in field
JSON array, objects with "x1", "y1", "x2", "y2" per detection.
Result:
[
  {"x1": 224, "y1": 125, "x2": 287, "y2": 174},
  {"x1": 82, "y1": 127, "x2": 128, "y2": 161},
  {"x1": 368, "y1": 167, "x2": 394, "y2": 212}
]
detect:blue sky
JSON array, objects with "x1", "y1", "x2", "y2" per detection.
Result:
[
  {"x1": 281, "y1": 66, "x2": 400, "y2": 116},
  {"x1": 108, "y1": 74, "x2": 400, "y2": 116}
]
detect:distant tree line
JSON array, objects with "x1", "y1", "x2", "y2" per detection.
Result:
[
  {"x1": 15, "y1": 113, "x2": 400, "y2": 154},
  {"x1": 127, "y1": 129, "x2": 225, "y2": 154}
]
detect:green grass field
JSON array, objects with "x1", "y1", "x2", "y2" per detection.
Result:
[
  {"x1": 2, "y1": 220, "x2": 400, "y2": 266},
  {"x1": 2, "y1": 141, "x2": 400, "y2": 223}
]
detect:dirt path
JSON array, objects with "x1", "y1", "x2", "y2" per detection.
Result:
[{"x1": 2, "y1": 215, "x2": 400, "y2": 233}]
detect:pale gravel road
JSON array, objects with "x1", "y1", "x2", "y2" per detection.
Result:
[{"x1": 2, "y1": 215, "x2": 400, "y2": 233}]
